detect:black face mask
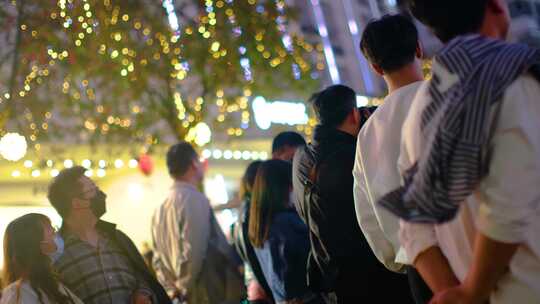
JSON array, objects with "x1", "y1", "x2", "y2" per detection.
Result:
[{"x1": 90, "y1": 190, "x2": 107, "y2": 218}]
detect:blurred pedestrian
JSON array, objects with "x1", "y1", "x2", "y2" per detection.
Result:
[
  {"x1": 271, "y1": 131, "x2": 306, "y2": 162},
  {"x1": 152, "y1": 142, "x2": 244, "y2": 304},
  {"x1": 249, "y1": 160, "x2": 324, "y2": 304},
  {"x1": 1, "y1": 213, "x2": 82, "y2": 304},
  {"x1": 292, "y1": 85, "x2": 412, "y2": 303},
  {"x1": 232, "y1": 161, "x2": 274, "y2": 303},
  {"x1": 353, "y1": 14, "x2": 430, "y2": 303}
]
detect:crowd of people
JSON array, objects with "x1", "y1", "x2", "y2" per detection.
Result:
[{"x1": 3, "y1": 0, "x2": 540, "y2": 303}]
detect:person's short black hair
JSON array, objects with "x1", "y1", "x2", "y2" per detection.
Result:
[
  {"x1": 271, "y1": 132, "x2": 306, "y2": 154},
  {"x1": 48, "y1": 166, "x2": 87, "y2": 218},
  {"x1": 310, "y1": 84, "x2": 356, "y2": 127},
  {"x1": 409, "y1": 0, "x2": 489, "y2": 43},
  {"x1": 360, "y1": 14, "x2": 419, "y2": 72},
  {"x1": 166, "y1": 142, "x2": 198, "y2": 179}
]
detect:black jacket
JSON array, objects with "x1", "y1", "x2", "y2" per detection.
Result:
[
  {"x1": 292, "y1": 126, "x2": 412, "y2": 301},
  {"x1": 96, "y1": 221, "x2": 171, "y2": 304}
]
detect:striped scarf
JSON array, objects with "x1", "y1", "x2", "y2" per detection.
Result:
[{"x1": 379, "y1": 35, "x2": 540, "y2": 223}]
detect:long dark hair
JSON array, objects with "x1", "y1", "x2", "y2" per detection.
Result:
[
  {"x1": 248, "y1": 160, "x2": 292, "y2": 248},
  {"x1": 239, "y1": 161, "x2": 263, "y2": 201},
  {"x1": 2, "y1": 213, "x2": 73, "y2": 304}
]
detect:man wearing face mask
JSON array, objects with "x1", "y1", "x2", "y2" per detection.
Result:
[
  {"x1": 47, "y1": 166, "x2": 170, "y2": 304},
  {"x1": 151, "y1": 142, "x2": 243, "y2": 304}
]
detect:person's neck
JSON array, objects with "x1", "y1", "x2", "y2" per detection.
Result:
[
  {"x1": 336, "y1": 124, "x2": 357, "y2": 137},
  {"x1": 65, "y1": 214, "x2": 98, "y2": 244},
  {"x1": 478, "y1": 18, "x2": 507, "y2": 41},
  {"x1": 384, "y1": 63, "x2": 423, "y2": 94},
  {"x1": 176, "y1": 175, "x2": 199, "y2": 187}
]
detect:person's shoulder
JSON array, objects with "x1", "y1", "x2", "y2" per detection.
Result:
[
  {"x1": 292, "y1": 144, "x2": 313, "y2": 175},
  {"x1": 273, "y1": 210, "x2": 305, "y2": 229},
  {"x1": 385, "y1": 81, "x2": 425, "y2": 105},
  {"x1": 506, "y1": 73, "x2": 540, "y2": 96},
  {"x1": 1, "y1": 281, "x2": 38, "y2": 303},
  {"x1": 172, "y1": 184, "x2": 210, "y2": 206},
  {"x1": 499, "y1": 73, "x2": 540, "y2": 129}
]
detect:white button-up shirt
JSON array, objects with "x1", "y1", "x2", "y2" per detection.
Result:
[
  {"x1": 353, "y1": 81, "x2": 423, "y2": 272},
  {"x1": 151, "y1": 181, "x2": 211, "y2": 296},
  {"x1": 399, "y1": 74, "x2": 540, "y2": 303}
]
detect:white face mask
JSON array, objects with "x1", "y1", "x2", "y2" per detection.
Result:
[{"x1": 43, "y1": 234, "x2": 64, "y2": 263}]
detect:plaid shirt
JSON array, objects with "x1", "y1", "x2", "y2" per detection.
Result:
[{"x1": 55, "y1": 231, "x2": 150, "y2": 304}]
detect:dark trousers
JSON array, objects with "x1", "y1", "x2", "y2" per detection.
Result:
[
  {"x1": 406, "y1": 266, "x2": 433, "y2": 304},
  {"x1": 331, "y1": 269, "x2": 415, "y2": 304}
]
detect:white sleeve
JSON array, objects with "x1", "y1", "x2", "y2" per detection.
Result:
[
  {"x1": 399, "y1": 219, "x2": 438, "y2": 264},
  {"x1": 476, "y1": 128, "x2": 539, "y2": 243},
  {"x1": 0, "y1": 286, "x2": 17, "y2": 304},
  {"x1": 353, "y1": 137, "x2": 403, "y2": 272},
  {"x1": 476, "y1": 77, "x2": 540, "y2": 243}
]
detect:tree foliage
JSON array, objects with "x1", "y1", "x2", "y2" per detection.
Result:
[{"x1": 0, "y1": 0, "x2": 322, "y2": 152}]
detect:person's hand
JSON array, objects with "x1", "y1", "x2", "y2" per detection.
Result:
[
  {"x1": 429, "y1": 285, "x2": 481, "y2": 304},
  {"x1": 131, "y1": 290, "x2": 153, "y2": 304}
]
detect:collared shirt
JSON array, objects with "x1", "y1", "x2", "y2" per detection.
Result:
[
  {"x1": 151, "y1": 181, "x2": 211, "y2": 298},
  {"x1": 353, "y1": 81, "x2": 423, "y2": 272},
  {"x1": 55, "y1": 231, "x2": 148, "y2": 304},
  {"x1": 399, "y1": 74, "x2": 540, "y2": 303}
]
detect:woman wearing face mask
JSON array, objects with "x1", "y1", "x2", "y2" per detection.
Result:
[
  {"x1": 249, "y1": 160, "x2": 324, "y2": 304},
  {"x1": 1, "y1": 213, "x2": 82, "y2": 304}
]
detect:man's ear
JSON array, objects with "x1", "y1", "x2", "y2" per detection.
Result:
[
  {"x1": 487, "y1": 0, "x2": 506, "y2": 14},
  {"x1": 416, "y1": 41, "x2": 424, "y2": 59},
  {"x1": 351, "y1": 108, "x2": 361, "y2": 125},
  {"x1": 371, "y1": 63, "x2": 384, "y2": 76}
]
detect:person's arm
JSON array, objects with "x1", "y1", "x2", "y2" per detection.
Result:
[
  {"x1": 400, "y1": 220, "x2": 459, "y2": 293},
  {"x1": 430, "y1": 234, "x2": 518, "y2": 304},
  {"x1": 432, "y1": 79, "x2": 539, "y2": 303},
  {"x1": 414, "y1": 246, "x2": 460, "y2": 292},
  {"x1": 353, "y1": 137, "x2": 403, "y2": 272}
]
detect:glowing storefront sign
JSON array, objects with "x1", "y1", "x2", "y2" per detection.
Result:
[{"x1": 252, "y1": 96, "x2": 309, "y2": 130}]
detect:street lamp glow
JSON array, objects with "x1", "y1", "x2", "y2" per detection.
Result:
[
  {"x1": 50, "y1": 169, "x2": 60, "y2": 177},
  {"x1": 82, "y1": 159, "x2": 92, "y2": 168},
  {"x1": 202, "y1": 149, "x2": 212, "y2": 159},
  {"x1": 193, "y1": 122, "x2": 212, "y2": 147},
  {"x1": 24, "y1": 160, "x2": 33, "y2": 168},
  {"x1": 64, "y1": 159, "x2": 74, "y2": 168},
  {"x1": 0, "y1": 133, "x2": 27, "y2": 162},
  {"x1": 31, "y1": 170, "x2": 41, "y2": 178},
  {"x1": 11, "y1": 170, "x2": 21, "y2": 178},
  {"x1": 128, "y1": 159, "x2": 138, "y2": 168},
  {"x1": 97, "y1": 169, "x2": 106, "y2": 178},
  {"x1": 114, "y1": 159, "x2": 124, "y2": 168},
  {"x1": 212, "y1": 149, "x2": 222, "y2": 159}
]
